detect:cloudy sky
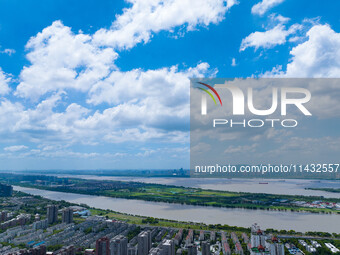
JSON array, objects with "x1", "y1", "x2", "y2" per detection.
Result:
[{"x1": 0, "y1": 0, "x2": 339, "y2": 170}]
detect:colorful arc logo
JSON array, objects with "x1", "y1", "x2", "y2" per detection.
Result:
[{"x1": 197, "y1": 82, "x2": 222, "y2": 106}]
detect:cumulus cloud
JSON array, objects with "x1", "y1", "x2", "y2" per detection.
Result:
[
  {"x1": 0, "y1": 6, "x2": 225, "y2": 155},
  {"x1": 4, "y1": 145, "x2": 28, "y2": 152},
  {"x1": 0, "y1": 63, "x2": 213, "y2": 148},
  {"x1": 271, "y1": 24, "x2": 340, "y2": 77},
  {"x1": 224, "y1": 143, "x2": 257, "y2": 153},
  {"x1": 93, "y1": 0, "x2": 238, "y2": 49},
  {"x1": 0, "y1": 0, "x2": 235, "y2": 164},
  {"x1": 0, "y1": 48, "x2": 16, "y2": 56},
  {"x1": 78, "y1": 63, "x2": 212, "y2": 142},
  {"x1": 251, "y1": 0, "x2": 285, "y2": 16},
  {"x1": 240, "y1": 23, "x2": 301, "y2": 51},
  {"x1": 265, "y1": 136, "x2": 340, "y2": 164},
  {"x1": 0, "y1": 68, "x2": 11, "y2": 95},
  {"x1": 88, "y1": 62, "x2": 212, "y2": 105},
  {"x1": 15, "y1": 21, "x2": 117, "y2": 100},
  {"x1": 260, "y1": 24, "x2": 340, "y2": 119}
]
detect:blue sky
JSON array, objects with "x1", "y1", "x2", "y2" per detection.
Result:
[{"x1": 0, "y1": 0, "x2": 339, "y2": 170}]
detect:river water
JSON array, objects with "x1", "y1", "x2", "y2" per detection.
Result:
[{"x1": 14, "y1": 186, "x2": 340, "y2": 233}]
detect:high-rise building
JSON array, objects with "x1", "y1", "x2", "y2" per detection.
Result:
[
  {"x1": 221, "y1": 232, "x2": 227, "y2": 244},
  {"x1": 250, "y1": 225, "x2": 266, "y2": 249},
  {"x1": 47, "y1": 205, "x2": 58, "y2": 224},
  {"x1": 187, "y1": 244, "x2": 197, "y2": 255},
  {"x1": 138, "y1": 231, "x2": 151, "y2": 255},
  {"x1": 230, "y1": 232, "x2": 239, "y2": 244},
  {"x1": 222, "y1": 242, "x2": 231, "y2": 255},
  {"x1": 33, "y1": 219, "x2": 48, "y2": 230},
  {"x1": 188, "y1": 230, "x2": 193, "y2": 242},
  {"x1": 147, "y1": 231, "x2": 152, "y2": 252},
  {"x1": 201, "y1": 241, "x2": 210, "y2": 255},
  {"x1": 0, "y1": 211, "x2": 7, "y2": 222},
  {"x1": 128, "y1": 246, "x2": 137, "y2": 255},
  {"x1": 210, "y1": 232, "x2": 215, "y2": 242},
  {"x1": 249, "y1": 224, "x2": 285, "y2": 255},
  {"x1": 18, "y1": 245, "x2": 47, "y2": 255},
  {"x1": 110, "y1": 235, "x2": 128, "y2": 255},
  {"x1": 199, "y1": 231, "x2": 204, "y2": 241},
  {"x1": 185, "y1": 230, "x2": 194, "y2": 246},
  {"x1": 33, "y1": 245, "x2": 47, "y2": 255},
  {"x1": 149, "y1": 247, "x2": 164, "y2": 255},
  {"x1": 62, "y1": 208, "x2": 73, "y2": 224},
  {"x1": 0, "y1": 184, "x2": 13, "y2": 197},
  {"x1": 96, "y1": 237, "x2": 110, "y2": 255},
  {"x1": 55, "y1": 245, "x2": 75, "y2": 255},
  {"x1": 174, "y1": 229, "x2": 183, "y2": 246},
  {"x1": 242, "y1": 233, "x2": 249, "y2": 244},
  {"x1": 234, "y1": 242, "x2": 243, "y2": 255},
  {"x1": 269, "y1": 243, "x2": 285, "y2": 255},
  {"x1": 161, "y1": 239, "x2": 175, "y2": 255}
]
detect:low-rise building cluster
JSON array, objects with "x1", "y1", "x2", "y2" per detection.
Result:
[
  {"x1": 292, "y1": 200, "x2": 340, "y2": 210},
  {"x1": 0, "y1": 198, "x2": 338, "y2": 255}
]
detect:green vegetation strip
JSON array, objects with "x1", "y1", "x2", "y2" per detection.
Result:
[
  {"x1": 13, "y1": 179, "x2": 340, "y2": 214},
  {"x1": 1, "y1": 173, "x2": 339, "y2": 214}
]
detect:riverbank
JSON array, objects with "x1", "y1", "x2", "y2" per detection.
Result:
[
  {"x1": 4, "y1": 190, "x2": 340, "y2": 255},
  {"x1": 13, "y1": 186, "x2": 340, "y2": 233},
  {"x1": 12, "y1": 179, "x2": 340, "y2": 214},
  {"x1": 50, "y1": 174, "x2": 340, "y2": 199},
  {"x1": 306, "y1": 188, "x2": 340, "y2": 193}
]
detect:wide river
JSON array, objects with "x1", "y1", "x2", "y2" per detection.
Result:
[
  {"x1": 54, "y1": 175, "x2": 340, "y2": 199},
  {"x1": 14, "y1": 186, "x2": 340, "y2": 233}
]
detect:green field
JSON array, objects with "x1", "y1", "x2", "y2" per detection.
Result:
[
  {"x1": 11, "y1": 179, "x2": 340, "y2": 214},
  {"x1": 1, "y1": 172, "x2": 339, "y2": 214}
]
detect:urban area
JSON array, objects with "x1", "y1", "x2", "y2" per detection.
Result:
[{"x1": 0, "y1": 183, "x2": 339, "y2": 255}]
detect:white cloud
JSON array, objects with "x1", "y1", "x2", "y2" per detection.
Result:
[
  {"x1": 268, "y1": 136, "x2": 340, "y2": 163},
  {"x1": 0, "y1": 20, "x2": 213, "y2": 147},
  {"x1": 191, "y1": 142, "x2": 211, "y2": 154},
  {"x1": 263, "y1": 24, "x2": 340, "y2": 79},
  {"x1": 207, "y1": 20, "x2": 340, "y2": 121},
  {"x1": 136, "y1": 148, "x2": 157, "y2": 157},
  {"x1": 0, "y1": 1, "x2": 229, "y2": 160},
  {"x1": 81, "y1": 63, "x2": 213, "y2": 143},
  {"x1": 93, "y1": 0, "x2": 238, "y2": 49},
  {"x1": 0, "y1": 48, "x2": 16, "y2": 56},
  {"x1": 0, "y1": 62, "x2": 213, "y2": 147},
  {"x1": 88, "y1": 62, "x2": 212, "y2": 105},
  {"x1": 240, "y1": 23, "x2": 301, "y2": 51},
  {"x1": 224, "y1": 143, "x2": 257, "y2": 153},
  {"x1": 231, "y1": 58, "x2": 236, "y2": 66},
  {"x1": 0, "y1": 68, "x2": 11, "y2": 95},
  {"x1": 280, "y1": 24, "x2": 340, "y2": 77},
  {"x1": 251, "y1": 0, "x2": 285, "y2": 16},
  {"x1": 288, "y1": 36, "x2": 303, "y2": 43},
  {"x1": 0, "y1": 99, "x2": 24, "y2": 136},
  {"x1": 14, "y1": 17, "x2": 219, "y2": 107},
  {"x1": 15, "y1": 21, "x2": 117, "y2": 100},
  {"x1": 4, "y1": 145, "x2": 28, "y2": 152}
]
